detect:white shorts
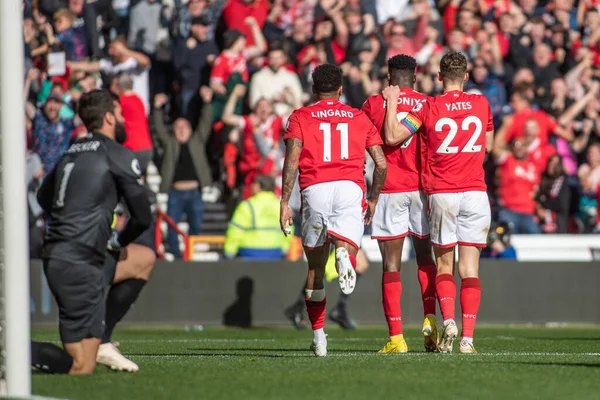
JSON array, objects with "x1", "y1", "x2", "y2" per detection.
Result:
[
  {"x1": 371, "y1": 191, "x2": 430, "y2": 240},
  {"x1": 428, "y1": 191, "x2": 491, "y2": 248},
  {"x1": 301, "y1": 181, "x2": 364, "y2": 250}
]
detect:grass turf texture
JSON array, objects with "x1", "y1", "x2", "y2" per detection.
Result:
[{"x1": 32, "y1": 326, "x2": 600, "y2": 400}]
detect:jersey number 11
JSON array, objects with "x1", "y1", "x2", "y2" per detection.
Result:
[{"x1": 319, "y1": 122, "x2": 349, "y2": 162}]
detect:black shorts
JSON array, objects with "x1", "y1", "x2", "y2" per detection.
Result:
[
  {"x1": 43, "y1": 259, "x2": 105, "y2": 344},
  {"x1": 103, "y1": 251, "x2": 120, "y2": 287}
]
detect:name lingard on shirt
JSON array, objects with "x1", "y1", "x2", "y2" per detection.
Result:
[
  {"x1": 65, "y1": 141, "x2": 100, "y2": 154},
  {"x1": 311, "y1": 109, "x2": 355, "y2": 118}
]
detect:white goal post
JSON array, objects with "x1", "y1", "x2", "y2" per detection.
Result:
[{"x1": 0, "y1": 0, "x2": 32, "y2": 397}]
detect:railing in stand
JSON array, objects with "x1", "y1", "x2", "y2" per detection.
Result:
[{"x1": 155, "y1": 209, "x2": 189, "y2": 260}]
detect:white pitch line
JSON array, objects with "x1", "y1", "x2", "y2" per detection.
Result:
[
  {"x1": 131, "y1": 352, "x2": 600, "y2": 358},
  {"x1": 44, "y1": 336, "x2": 522, "y2": 345}
]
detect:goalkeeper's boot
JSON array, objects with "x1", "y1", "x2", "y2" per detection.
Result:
[
  {"x1": 378, "y1": 334, "x2": 408, "y2": 354},
  {"x1": 336, "y1": 248, "x2": 356, "y2": 295},
  {"x1": 97, "y1": 342, "x2": 139, "y2": 372},
  {"x1": 438, "y1": 319, "x2": 458, "y2": 353},
  {"x1": 459, "y1": 339, "x2": 477, "y2": 354},
  {"x1": 422, "y1": 314, "x2": 439, "y2": 352}
]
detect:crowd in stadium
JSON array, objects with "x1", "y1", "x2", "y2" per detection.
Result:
[{"x1": 23, "y1": 0, "x2": 600, "y2": 259}]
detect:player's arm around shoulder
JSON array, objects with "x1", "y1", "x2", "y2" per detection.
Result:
[{"x1": 381, "y1": 85, "x2": 422, "y2": 146}]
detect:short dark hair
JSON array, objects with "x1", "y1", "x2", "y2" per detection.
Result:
[
  {"x1": 255, "y1": 175, "x2": 276, "y2": 192},
  {"x1": 312, "y1": 64, "x2": 343, "y2": 94},
  {"x1": 268, "y1": 40, "x2": 287, "y2": 54},
  {"x1": 78, "y1": 90, "x2": 115, "y2": 132},
  {"x1": 439, "y1": 51, "x2": 468, "y2": 82},
  {"x1": 388, "y1": 54, "x2": 417, "y2": 85}
]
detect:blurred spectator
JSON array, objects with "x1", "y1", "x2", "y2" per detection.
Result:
[
  {"x1": 210, "y1": 17, "x2": 267, "y2": 121},
  {"x1": 222, "y1": 85, "x2": 283, "y2": 200},
  {"x1": 26, "y1": 93, "x2": 77, "y2": 174},
  {"x1": 523, "y1": 118, "x2": 556, "y2": 172},
  {"x1": 536, "y1": 154, "x2": 571, "y2": 233},
  {"x1": 128, "y1": 0, "x2": 162, "y2": 56},
  {"x1": 221, "y1": 0, "x2": 269, "y2": 47},
  {"x1": 481, "y1": 222, "x2": 517, "y2": 259},
  {"x1": 27, "y1": 150, "x2": 44, "y2": 259},
  {"x1": 153, "y1": 93, "x2": 214, "y2": 259},
  {"x1": 249, "y1": 41, "x2": 303, "y2": 119},
  {"x1": 68, "y1": 36, "x2": 151, "y2": 113},
  {"x1": 493, "y1": 133, "x2": 541, "y2": 234},
  {"x1": 386, "y1": 0, "x2": 429, "y2": 58},
  {"x1": 173, "y1": 14, "x2": 218, "y2": 121},
  {"x1": 117, "y1": 73, "x2": 154, "y2": 174},
  {"x1": 224, "y1": 175, "x2": 291, "y2": 259}
]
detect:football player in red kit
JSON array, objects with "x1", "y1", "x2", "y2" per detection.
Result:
[
  {"x1": 362, "y1": 54, "x2": 438, "y2": 354},
  {"x1": 383, "y1": 52, "x2": 494, "y2": 354},
  {"x1": 280, "y1": 64, "x2": 387, "y2": 357}
]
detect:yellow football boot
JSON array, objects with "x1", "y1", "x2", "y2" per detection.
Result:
[
  {"x1": 378, "y1": 334, "x2": 408, "y2": 354},
  {"x1": 422, "y1": 314, "x2": 439, "y2": 353}
]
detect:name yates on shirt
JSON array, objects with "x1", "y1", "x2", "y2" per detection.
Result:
[{"x1": 445, "y1": 102, "x2": 472, "y2": 112}]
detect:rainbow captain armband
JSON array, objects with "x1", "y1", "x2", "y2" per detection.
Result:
[{"x1": 400, "y1": 114, "x2": 422, "y2": 134}]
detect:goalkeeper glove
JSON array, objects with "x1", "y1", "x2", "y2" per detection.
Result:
[{"x1": 107, "y1": 230, "x2": 122, "y2": 252}]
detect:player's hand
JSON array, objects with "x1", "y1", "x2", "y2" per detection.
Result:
[
  {"x1": 382, "y1": 85, "x2": 400, "y2": 102},
  {"x1": 106, "y1": 230, "x2": 122, "y2": 252},
  {"x1": 363, "y1": 198, "x2": 377, "y2": 225},
  {"x1": 200, "y1": 86, "x2": 213, "y2": 103},
  {"x1": 280, "y1": 202, "x2": 293, "y2": 236}
]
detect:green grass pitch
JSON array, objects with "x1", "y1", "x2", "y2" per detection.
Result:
[{"x1": 32, "y1": 325, "x2": 600, "y2": 400}]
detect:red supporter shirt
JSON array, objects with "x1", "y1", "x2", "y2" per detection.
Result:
[
  {"x1": 210, "y1": 51, "x2": 249, "y2": 84},
  {"x1": 119, "y1": 93, "x2": 153, "y2": 151},
  {"x1": 401, "y1": 90, "x2": 494, "y2": 194},
  {"x1": 222, "y1": 0, "x2": 269, "y2": 47},
  {"x1": 528, "y1": 138, "x2": 556, "y2": 172},
  {"x1": 361, "y1": 89, "x2": 429, "y2": 193},
  {"x1": 284, "y1": 100, "x2": 381, "y2": 192},
  {"x1": 505, "y1": 109, "x2": 557, "y2": 144},
  {"x1": 497, "y1": 154, "x2": 539, "y2": 214},
  {"x1": 238, "y1": 114, "x2": 283, "y2": 176}
]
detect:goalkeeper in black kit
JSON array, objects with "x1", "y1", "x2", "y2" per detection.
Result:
[{"x1": 31, "y1": 90, "x2": 151, "y2": 374}]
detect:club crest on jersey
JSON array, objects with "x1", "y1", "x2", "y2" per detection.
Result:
[{"x1": 131, "y1": 159, "x2": 142, "y2": 177}]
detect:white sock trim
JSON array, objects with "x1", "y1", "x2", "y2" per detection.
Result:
[
  {"x1": 443, "y1": 319, "x2": 456, "y2": 327},
  {"x1": 305, "y1": 288, "x2": 326, "y2": 302}
]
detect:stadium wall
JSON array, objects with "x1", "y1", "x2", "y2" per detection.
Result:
[{"x1": 30, "y1": 260, "x2": 600, "y2": 326}]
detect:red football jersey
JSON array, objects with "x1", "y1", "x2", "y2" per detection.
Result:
[
  {"x1": 284, "y1": 100, "x2": 382, "y2": 192},
  {"x1": 362, "y1": 89, "x2": 429, "y2": 193},
  {"x1": 401, "y1": 90, "x2": 494, "y2": 194},
  {"x1": 238, "y1": 115, "x2": 283, "y2": 176},
  {"x1": 497, "y1": 154, "x2": 539, "y2": 214}
]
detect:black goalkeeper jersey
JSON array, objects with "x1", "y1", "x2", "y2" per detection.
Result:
[{"x1": 37, "y1": 132, "x2": 152, "y2": 266}]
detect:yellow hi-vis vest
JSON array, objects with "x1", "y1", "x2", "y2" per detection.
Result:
[{"x1": 224, "y1": 191, "x2": 291, "y2": 259}]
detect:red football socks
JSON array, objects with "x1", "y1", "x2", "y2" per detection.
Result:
[
  {"x1": 417, "y1": 263, "x2": 437, "y2": 316},
  {"x1": 382, "y1": 271, "x2": 403, "y2": 336},
  {"x1": 436, "y1": 273, "x2": 456, "y2": 321},
  {"x1": 460, "y1": 277, "x2": 481, "y2": 339},
  {"x1": 305, "y1": 298, "x2": 326, "y2": 330}
]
